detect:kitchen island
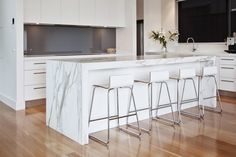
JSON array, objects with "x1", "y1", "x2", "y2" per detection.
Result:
[{"x1": 46, "y1": 53, "x2": 216, "y2": 145}]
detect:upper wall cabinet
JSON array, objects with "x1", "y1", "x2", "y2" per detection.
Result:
[
  {"x1": 61, "y1": 0, "x2": 80, "y2": 25},
  {"x1": 79, "y1": 0, "x2": 95, "y2": 26},
  {"x1": 95, "y1": 0, "x2": 125, "y2": 27},
  {"x1": 41, "y1": 0, "x2": 61, "y2": 24},
  {"x1": 24, "y1": 0, "x2": 41, "y2": 23},
  {"x1": 111, "y1": 0, "x2": 126, "y2": 27},
  {"x1": 23, "y1": 0, "x2": 125, "y2": 27}
]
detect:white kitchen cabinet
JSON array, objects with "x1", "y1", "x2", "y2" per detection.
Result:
[
  {"x1": 95, "y1": 0, "x2": 125, "y2": 27},
  {"x1": 24, "y1": 59, "x2": 47, "y2": 101},
  {"x1": 23, "y1": 0, "x2": 41, "y2": 23},
  {"x1": 95, "y1": 0, "x2": 110, "y2": 26},
  {"x1": 109, "y1": 0, "x2": 125, "y2": 27},
  {"x1": 24, "y1": 60, "x2": 46, "y2": 70},
  {"x1": 23, "y1": 0, "x2": 125, "y2": 27},
  {"x1": 24, "y1": 70, "x2": 46, "y2": 86},
  {"x1": 25, "y1": 85, "x2": 46, "y2": 101},
  {"x1": 61, "y1": 0, "x2": 80, "y2": 25},
  {"x1": 41, "y1": 0, "x2": 61, "y2": 24},
  {"x1": 219, "y1": 56, "x2": 236, "y2": 92},
  {"x1": 79, "y1": 0, "x2": 95, "y2": 26}
]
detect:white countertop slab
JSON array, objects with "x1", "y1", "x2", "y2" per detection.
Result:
[
  {"x1": 146, "y1": 51, "x2": 236, "y2": 57},
  {"x1": 53, "y1": 53, "x2": 213, "y2": 63},
  {"x1": 24, "y1": 53, "x2": 117, "y2": 61}
]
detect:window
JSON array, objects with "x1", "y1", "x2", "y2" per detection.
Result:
[{"x1": 178, "y1": 0, "x2": 228, "y2": 42}]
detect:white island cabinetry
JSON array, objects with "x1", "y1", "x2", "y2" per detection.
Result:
[{"x1": 46, "y1": 54, "x2": 216, "y2": 145}]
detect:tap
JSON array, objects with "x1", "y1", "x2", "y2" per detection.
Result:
[{"x1": 187, "y1": 37, "x2": 197, "y2": 52}]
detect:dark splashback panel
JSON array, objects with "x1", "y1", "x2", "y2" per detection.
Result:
[{"x1": 24, "y1": 25, "x2": 116, "y2": 55}]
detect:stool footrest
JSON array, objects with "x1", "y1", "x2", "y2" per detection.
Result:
[
  {"x1": 152, "y1": 117, "x2": 175, "y2": 126},
  {"x1": 152, "y1": 104, "x2": 172, "y2": 110},
  {"x1": 181, "y1": 98, "x2": 198, "y2": 104},
  {"x1": 89, "y1": 135, "x2": 109, "y2": 146},
  {"x1": 119, "y1": 127, "x2": 141, "y2": 138},
  {"x1": 202, "y1": 106, "x2": 222, "y2": 114},
  {"x1": 203, "y1": 96, "x2": 217, "y2": 100},
  {"x1": 90, "y1": 113, "x2": 137, "y2": 122},
  {"x1": 127, "y1": 124, "x2": 150, "y2": 133},
  {"x1": 180, "y1": 111, "x2": 201, "y2": 119}
]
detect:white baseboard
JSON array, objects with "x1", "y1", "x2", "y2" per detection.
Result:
[{"x1": 0, "y1": 93, "x2": 16, "y2": 110}]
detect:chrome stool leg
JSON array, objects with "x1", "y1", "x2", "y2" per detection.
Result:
[
  {"x1": 152, "y1": 81, "x2": 175, "y2": 126},
  {"x1": 175, "y1": 79, "x2": 182, "y2": 124},
  {"x1": 148, "y1": 83, "x2": 153, "y2": 131},
  {"x1": 179, "y1": 78, "x2": 202, "y2": 119},
  {"x1": 121, "y1": 86, "x2": 142, "y2": 137},
  {"x1": 89, "y1": 87, "x2": 112, "y2": 146},
  {"x1": 116, "y1": 88, "x2": 120, "y2": 128}
]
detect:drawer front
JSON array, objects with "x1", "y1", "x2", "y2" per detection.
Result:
[
  {"x1": 25, "y1": 60, "x2": 47, "y2": 70},
  {"x1": 24, "y1": 70, "x2": 46, "y2": 86},
  {"x1": 220, "y1": 66, "x2": 236, "y2": 78},
  {"x1": 220, "y1": 57, "x2": 236, "y2": 65},
  {"x1": 220, "y1": 79, "x2": 236, "y2": 92},
  {"x1": 24, "y1": 85, "x2": 46, "y2": 101}
]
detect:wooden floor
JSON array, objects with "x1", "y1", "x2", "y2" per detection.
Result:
[{"x1": 0, "y1": 97, "x2": 236, "y2": 157}]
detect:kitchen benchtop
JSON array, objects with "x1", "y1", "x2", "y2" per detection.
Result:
[
  {"x1": 146, "y1": 51, "x2": 236, "y2": 57},
  {"x1": 24, "y1": 53, "x2": 117, "y2": 61},
  {"x1": 49, "y1": 53, "x2": 215, "y2": 68}
]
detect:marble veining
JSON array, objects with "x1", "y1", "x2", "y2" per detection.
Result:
[{"x1": 46, "y1": 54, "x2": 216, "y2": 145}]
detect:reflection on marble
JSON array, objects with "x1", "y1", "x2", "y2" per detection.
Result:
[{"x1": 46, "y1": 55, "x2": 216, "y2": 145}]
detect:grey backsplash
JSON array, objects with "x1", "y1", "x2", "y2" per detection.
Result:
[{"x1": 24, "y1": 25, "x2": 116, "y2": 55}]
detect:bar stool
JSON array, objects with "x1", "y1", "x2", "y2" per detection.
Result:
[
  {"x1": 173, "y1": 68, "x2": 202, "y2": 124},
  {"x1": 198, "y1": 66, "x2": 222, "y2": 116},
  {"x1": 135, "y1": 71, "x2": 175, "y2": 131},
  {"x1": 88, "y1": 74, "x2": 141, "y2": 146}
]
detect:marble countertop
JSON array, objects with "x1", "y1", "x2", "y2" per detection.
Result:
[
  {"x1": 53, "y1": 53, "x2": 214, "y2": 64},
  {"x1": 146, "y1": 51, "x2": 236, "y2": 57},
  {"x1": 24, "y1": 53, "x2": 117, "y2": 61}
]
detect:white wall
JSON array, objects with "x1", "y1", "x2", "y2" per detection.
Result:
[
  {"x1": 144, "y1": 0, "x2": 162, "y2": 52},
  {"x1": 116, "y1": 0, "x2": 137, "y2": 55},
  {"x1": 0, "y1": 0, "x2": 24, "y2": 110},
  {"x1": 0, "y1": 0, "x2": 17, "y2": 109}
]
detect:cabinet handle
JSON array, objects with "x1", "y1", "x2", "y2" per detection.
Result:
[
  {"x1": 232, "y1": 8, "x2": 236, "y2": 12},
  {"x1": 33, "y1": 87, "x2": 46, "y2": 90},
  {"x1": 221, "y1": 80, "x2": 234, "y2": 83},
  {"x1": 221, "y1": 67, "x2": 234, "y2": 70},
  {"x1": 34, "y1": 62, "x2": 46, "y2": 65},
  {"x1": 33, "y1": 72, "x2": 46, "y2": 75},
  {"x1": 221, "y1": 59, "x2": 234, "y2": 61}
]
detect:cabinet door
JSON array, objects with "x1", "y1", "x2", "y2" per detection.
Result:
[
  {"x1": 109, "y1": 0, "x2": 125, "y2": 27},
  {"x1": 95, "y1": 0, "x2": 110, "y2": 26},
  {"x1": 24, "y1": 0, "x2": 41, "y2": 23},
  {"x1": 95, "y1": 0, "x2": 125, "y2": 27},
  {"x1": 41, "y1": 0, "x2": 60, "y2": 24},
  {"x1": 79, "y1": 0, "x2": 95, "y2": 25},
  {"x1": 61, "y1": 0, "x2": 80, "y2": 25}
]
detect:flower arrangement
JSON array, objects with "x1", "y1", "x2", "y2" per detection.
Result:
[{"x1": 150, "y1": 29, "x2": 179, "y2": 51}]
